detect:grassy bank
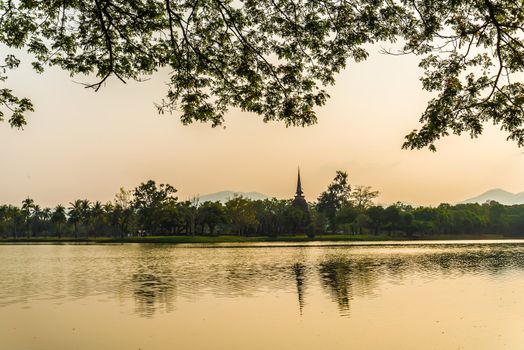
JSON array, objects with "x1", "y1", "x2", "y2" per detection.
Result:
[{"x1": 0, "y1": 233, "x2": 509, "y2": 244}]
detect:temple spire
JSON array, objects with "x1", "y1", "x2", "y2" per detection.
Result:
[
  {"x1": 296, "y1": 167, "x2": 303, "y2": 197},
  {"x1": 291, "y1": 167, "x2": 310, "y2": 231}
]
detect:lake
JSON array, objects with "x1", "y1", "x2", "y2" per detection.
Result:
[{"x1": 1, "y1": 240, "x2": 524, "y2": 349}]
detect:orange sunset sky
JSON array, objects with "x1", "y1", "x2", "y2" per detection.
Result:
[{"x1": 2, "y1": 46, "x2": 523, "y2": 207}]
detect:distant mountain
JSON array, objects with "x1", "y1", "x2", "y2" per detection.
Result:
[
  {"x1": 460, "y1": 189, "x2": 524, "y2": 205},
  {"x1": 196, "y1": 191, "x2": 272, "y2": 203}
]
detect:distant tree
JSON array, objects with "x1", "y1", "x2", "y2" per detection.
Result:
[
  {"x1": 354, "y1": 213, "x2": 371, "y2": 235},
  {"x1": 401, "y1": 211, "x2": 415, "y2": 237},
  {"x1": 21, "y1": 197, "x2": 35, "y2": 237},
  {"x1": 435, "y1": 204, "x2": 453, "y2": 235},
  {"x1": 68, "y1": 200, "x2": 84, "y2": 238},
  {"x1": 367, "y1": 206, "x2": 385, "y2": 235},
  {"x1": 351, "y1": 186, "x2": 379, "y2": 210},
  {"x1": 4, "y1": 206, "x2": 24, "y2": 238},
  {"x1": 90, "y1": 201, "x2": 105, "y2": 237},
  {"x1": 79, "y1": 200, "x2": 92, "y2": 237},
  {"x1": 413, "y1": 206, "x2": 439, "y2": 222},
  {"x1": 308, "y1": 207, "x2": 328, "y2": 235},
  {"x1": 133, "y1": 180, "x2": 177, "y2": 234},
  {"x1": 251, "y1": 199, "x2": 290, "y2": 236},
  {"x1": 485, "y1": 201, "x2": 507, "y2": 233},
  {"x1": 29, "y1": 204, "x2": 42, "y2": 236},
  {"x1": 336, "y1": 204, "x2": 360, "y2": 233},
  {"x1": 32, "y1": 206, "x2": 52, "y2": 236},
  {"x1": 383, "y1": 205, "x2": 402, "y2": 236},
  {"x1": 157, "y1": 201, "x2": 182, "y2": 235},
  {"x1": 51, "y1": 205, "x2": 67, "y2": 238},
  {"x1": 112, "y1": 187, "x2": 135, "y2": 237},
  {"x1": 317, "y1": 171, "x2": 352, "y2": 231},
  {"x1": 507, "y1": 206, "x2": 524, "y2": 236},
  {"x1": 0, "y1": 206, "x2": 6, "y2": 236},
  {"x1": 198, "y1": 201, "x2": 226, "y2": 235},
  {"x1": 114, "y1": 187, "x2": 132, "y2": 208},
  {"x1": 225, "y1": 196, "x2": 258, "y2": 236},
  {"x1": 177, "y1": 201, "x2": 198, "y2": 235},
  {"x1": 412, "y1": 206, "x2": 439, "y2": 236},
  {"x1": 283, "y1": 205, "x2": 310, "y2": 235}
]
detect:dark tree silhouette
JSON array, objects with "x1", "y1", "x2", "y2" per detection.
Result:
[{"x1": 2, "y1": 1, "x2": 524, "y2": 149}]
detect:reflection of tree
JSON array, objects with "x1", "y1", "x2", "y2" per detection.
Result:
[
  {"x1": 317, "y1": 246, "x2": 523, "y2": 317},
  {"x1": 318, "y1": 257, "x2": 381, "y2": 316},
  {"x1": 122, "y1": 245, "x2": 524, "y2": 318},
  {"x1": 418, "y1": 247, "x2": 516, "y2": 277},
  {"x1": 293, "y1": 263, "x2": 306, "y2": 315},
  {"x1": 131, "y1": 269, "x2": 175, "y2": 317},
  {"x1": 130, "y1": 247, "x2": 176, "y2": 318},
  {"x1": 319, "y1": 259, "x2": 352, "y2": 315}
]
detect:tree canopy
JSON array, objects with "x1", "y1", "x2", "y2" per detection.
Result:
[
  {"x1": 2, "y1": 0, "x2": 524, "y2": 150},
  {"x1": 3, "y1": 176, "x2": 524, "y2": 239}
]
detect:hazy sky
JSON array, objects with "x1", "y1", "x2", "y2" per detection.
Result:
[{"x1": 2, "y1": 46, "x2": 524, "y2": 207}]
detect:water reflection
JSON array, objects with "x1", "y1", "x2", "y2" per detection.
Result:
[
  {"x1": 131, "y1": 261, "x2": 176, "y2": 318},
  {"x1": 318, "y1": 257, "x2": 382, "y2": 316},
  {"x1": 319, "y1": 259, "x2": 352, "y2": 315},
  {"x1": 1, "y1": 242, "x2": 524, "y2": 317},
  {"x1": 293, "y1": 263, "x2": 306, "y2": 314}
]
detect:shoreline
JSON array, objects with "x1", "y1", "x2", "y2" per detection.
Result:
[{"x1": 0, "y1": 233, "x2": 515, "y2": 244}]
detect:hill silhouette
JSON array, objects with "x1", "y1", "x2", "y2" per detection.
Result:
[{"x1": 460, "y1": 189, "x2": 524, "y2": 205}]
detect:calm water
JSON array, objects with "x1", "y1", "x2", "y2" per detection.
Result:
[{"x1": 1, "y1": 241, "x2": 524, "y2": 349}]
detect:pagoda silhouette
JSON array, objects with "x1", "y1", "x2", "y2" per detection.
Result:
[{"x1": 292, "y1": 168, "x2": 309, "y2": 213}]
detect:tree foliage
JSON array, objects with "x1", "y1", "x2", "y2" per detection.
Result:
[
  {"x1": 133, "y1": 180, "x2": 178, "y2": 233},
  {"x1": 400, "y1": 0, "x2": 524, "y2": 150},
  {"x1": 351, "y1": 185, "x2": 379, "y2": 209},
  {"x1": 316, "y1": 171, "x2": 382, "y2": 232},
  {"x1": 316, "y1": 171, "x2": 352, "y2": 229},
  {"x1": 2, "y1": 0, "x2": 524, "y2": 149}
]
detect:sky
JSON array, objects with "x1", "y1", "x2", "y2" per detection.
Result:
[{"x1": 1, "y1": 46, "x2": 524, "y2": 208}]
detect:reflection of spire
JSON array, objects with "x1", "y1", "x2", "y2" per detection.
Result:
[
  {"x1": 293, "y1": 263, "x2": 306, "y2": 315},
  {"x1": 296, "y1": 168, "x2": 303, "y2": 197}
]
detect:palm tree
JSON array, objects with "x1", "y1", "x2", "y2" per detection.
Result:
[
  {"x1": 90, "y1": 201, "x2": 104, "y2": 237},
  {"x1": 21, "y1": 198, "x2": 35, "y2": 238},
  {"x1": 41, "y1": 208, "x2": 52, "y2": 237},
  {"x1": 79, "y1": 200, "x2": 91, "y2": 237},
  {"x1": 7, "y1": 206, "x2": 24, "y2": 238},
  {"x1": 69, "y1": 199, "x2": 92, "y2": 238},
  {"x1": 68, "y1": 200, "x2": 83, "y2": 238},
  {"x1": 0, "y1": 205, "x2": 7, "y2": 238},
  {"x1": 51, "y1": 205, "x2": 67, "y2": 238},
  {"x1": 31, "y1": 205, "x2": 42, "y2": 236}
]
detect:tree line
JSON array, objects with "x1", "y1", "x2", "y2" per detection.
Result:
[{"x1": 1, "y1": 172, "x2": 524, "y2": 239}]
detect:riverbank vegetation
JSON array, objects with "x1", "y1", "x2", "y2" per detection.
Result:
[
  {"x1": 0, "y1": 234, "x2": 506, "y2": 244},
  {"x1": 1, "y1": 172, "x2": 524, "y2": 241}
]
